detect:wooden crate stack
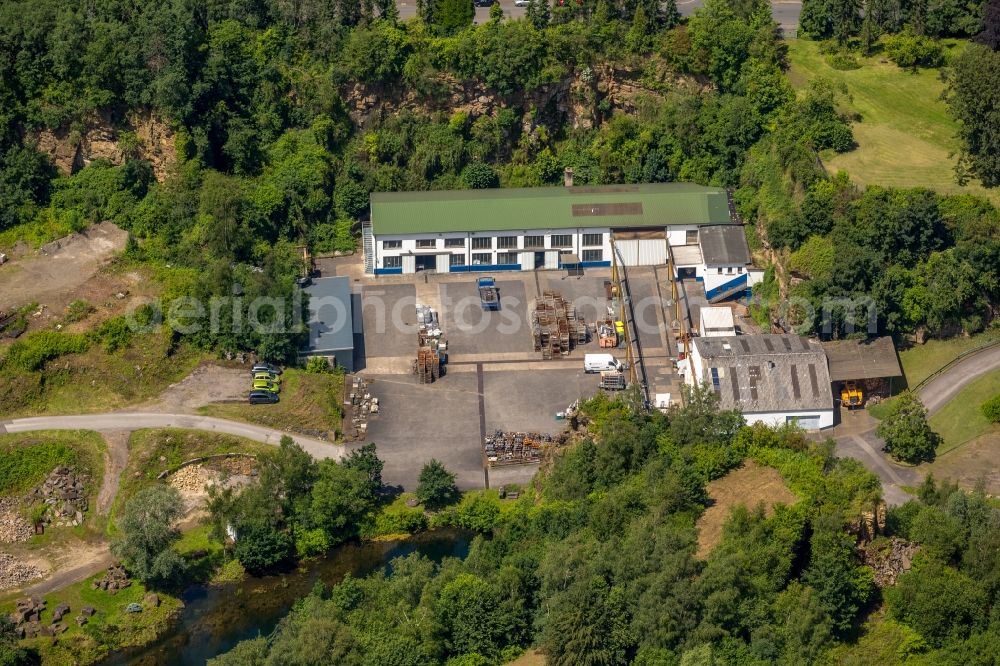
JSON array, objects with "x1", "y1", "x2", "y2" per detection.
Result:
[
  {"x1": 530, "y1": 290, "x2": 588, "y2": 359},
  {"x1": 413, "y1": 347, "x2": 441, "y2": 383}
]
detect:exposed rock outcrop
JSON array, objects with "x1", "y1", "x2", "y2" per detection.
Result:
[
  {"x1": 861, "y1": 537, "x2": 919, "y2": 587},
  {"x1": 342, "y1": 62, "x2": 697, "y2": 133},
  {"x1": 35, "y1": 111, "x2": 176, "y2": 182}
]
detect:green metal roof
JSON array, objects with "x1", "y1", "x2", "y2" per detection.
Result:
[{"x1": 370, "y1": 183, "x2": 732, "y2": 236}]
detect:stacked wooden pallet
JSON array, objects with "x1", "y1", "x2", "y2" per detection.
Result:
[
  {"x1": 413, "y1": 347, "x2": 441, "y2": 384},
  {"x1": 530, "y1": 290, "x2": 588, "y2": 359}
]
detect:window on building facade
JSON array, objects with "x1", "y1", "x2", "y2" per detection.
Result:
[
  {"x1": 582, "y1": 249, "x2": 603, "y2": 262},
  {"x1": 717, "y1": 268, "x2": 723, "y2": 274},
  {"x1": 382, "y1": 240, "x2": 402, "y2": 249},
  {"x1": 384, "y1": 256, "x2": 402, "y2": 268},
  {"x1": 686, "y1": 230, "x2": 699, "y2": 244},
  {"x1": 582, "y1": 233, "x2": 603, "y2": 247},
  {"x1": 551, "y1": 234, "x2": 573, "y2": 248},
  {"x1": 497, "y1": 236, "x2": 517, "y2": 249},
  {"x1": 471, "y1": 237, "x2": 493, "y2": 250},
  {"x1": 472, "y1": 252, "x2": 492, "y2": 265},
  {"x1": 524, "y1": 235, "x2": 544, "y2": 249},
  {"x1": 497, "y1": 252, "x2": 518, "y2": 265},
  {"x1": 449, "y1": 254, "x2": 465, "y2": 266},
  {"x1": 416, "y1": 239, "x2": 437, "y2": 249},
  {"x1": 444, "y1": 238, "x2": 465, "y2": 248}
]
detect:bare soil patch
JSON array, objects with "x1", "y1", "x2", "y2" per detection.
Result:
[
  {"x1": 920, "y1": 431, "x2": 1000, "y2": 494},
  {"x1": 0, "y1": 221, "x2": 127, "y2": 314},
  {"x1": 696, "y1": 460, "x2": 797, "y2": 559},
  {"x1": 149, "y1": 362, "x2": 250, "y2": 413}
]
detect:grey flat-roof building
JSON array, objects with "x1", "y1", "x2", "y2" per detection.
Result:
[{"x1": 302, "y1": 276, "x2": 354, "y2": 372}]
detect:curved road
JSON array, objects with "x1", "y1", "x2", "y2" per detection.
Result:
[
  {"x1": 833, "y1": 343, "x2": 1000, "y2": 506},
  {"x1": 917, "y1": 343, "x2": 1000, "y2": 415},
  {"x1": 0, "y1": 413, "x2": 345, "y2": 461}
]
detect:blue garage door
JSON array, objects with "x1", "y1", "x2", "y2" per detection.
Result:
[{"x1": 787, "y1": 414, "x2": 821, "y2": 430}]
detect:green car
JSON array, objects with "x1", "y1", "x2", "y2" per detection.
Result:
[
  {"x1": 253, "y1": 371, "x2": 280, "y2": 385},
  {"x1": 252, "y1": 378, "x2": 280, "y2": 393}
]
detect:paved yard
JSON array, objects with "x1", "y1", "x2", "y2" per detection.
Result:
[
  {"x1": 361, "y1": 372, "x2": 483, "y2": 491},
  {"x1": 359, "y1": 283, "x2": 417, "y2": 363},
  {"x1": 440, "y1": 279, "x2": 533, "y2": 356},
  {"x1": 361, "y1": 364, "x2": 599, "y2": 492}
]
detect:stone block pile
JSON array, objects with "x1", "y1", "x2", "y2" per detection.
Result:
[
  {"x1": 91, "y1": 563, "x2": 131, "y2": 594},
  {"x1": 29, "y1": 466, "x2": 89, "y2": 527}
]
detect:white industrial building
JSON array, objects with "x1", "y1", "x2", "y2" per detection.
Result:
[
  {"x1": 685, "y1": 334, "x2": 835, "y2": 430},
  {"x1": 364, "y1": 183, "x2": 756, "y2": 297},
  {"x1": 699, "y1": 306, "x2": 737, "y2": 337}
]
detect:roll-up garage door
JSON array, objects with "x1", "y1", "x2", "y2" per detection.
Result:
[
  {"x1": 436, "y1": 253, "x2": 450, "y2": 273},
  {"x1": 402, "y1": 255, "x2": 416, "y2": 274},
  {"x1": 787, "y1": 414, "x2": 821, "y2": 430},
  {"x1": 520, "y1": 252, "x2": 535, "y2": 270}
]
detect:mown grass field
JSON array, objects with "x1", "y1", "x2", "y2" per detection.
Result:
[
  {"x1": 786, "y1": 39, "x2": 1000, "y2": 207},
  {"x1": 198, "y1": 369, "x2": 345, "y2": 439},
  {"x1": 930, "y1": 370, "x2": 1000, "y2": 454}
]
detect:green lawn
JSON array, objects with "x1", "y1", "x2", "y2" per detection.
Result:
[
  {"x1": 930, "y1": 370, "x2": 1000, "y2": 454},
  {"x1": 0, "y1": 568, "x2": 183, "y2": 665},
  {"x1": 898, "y1": 328, "x2": 1000, "y2": 388},
  {"x1": 199, "y1": 369, "x2": 345, "y2": 440},
  {"x1": 786, "y1": 39, "x2": 1000, "y2": 206}
]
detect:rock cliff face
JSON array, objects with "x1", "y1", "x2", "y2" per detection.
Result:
[
  {"x1": 343, "y1": 63, "x2": 694, "y2": 132},
  {"x1": 35, "y1": 111, "x2": 176, "y2": 182}
]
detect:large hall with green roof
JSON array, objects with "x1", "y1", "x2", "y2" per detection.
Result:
[{"x1": 363, "y1": 182, "x2": 753, "y2": 298}]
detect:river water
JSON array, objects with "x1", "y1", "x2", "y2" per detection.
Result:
[{"x1": 104, "y1": 530, "x2": 471, "y2": 665}]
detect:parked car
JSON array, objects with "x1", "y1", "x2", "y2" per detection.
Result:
[
  {"x1": 514, "y1": 0, "x2": 530, "y2": 6},
  {"x1": 253, "y1": 371, "x2": 280, "y2": 384},
  {"x1": 474, "y1": 0, "x2": 494, "y2": 6},
  {"x1": 249, "y1": 390, "x2": 280, "y2": 404},
  {"x1": 252, "y1": 378, "x2": 280, "y2": 393},
  {"x1": 251, "y1": 363, "x2": 282, "y2": 376}
]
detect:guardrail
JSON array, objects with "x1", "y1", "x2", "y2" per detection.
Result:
[{"x1": 912, "y1": 339, "x2": 1000, "y2": 393}]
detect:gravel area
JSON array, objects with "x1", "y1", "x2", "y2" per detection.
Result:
[{"x1": 0, "y1": 552, "x2": 47, "y2": 590}]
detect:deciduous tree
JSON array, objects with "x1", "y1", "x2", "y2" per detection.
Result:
[{"x1": 876, "y1": 391, "x2": 940, "y2": 463}]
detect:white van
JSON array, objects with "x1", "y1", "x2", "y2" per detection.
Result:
[{"x1": 584, "y1": 353, "x2": 623, "y2": 373}]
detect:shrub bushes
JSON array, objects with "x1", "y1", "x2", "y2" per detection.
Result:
[
  {"x1": 982, "y1": 394, "x2": 1000, "y2": 424},
  {"x1": 4, "y1": 331, "x2": 90, "y2": 372},
  {"x1": 0, "y1": 441, "x2": 78, "y2": 494},
  {"x1": 883, "y1": 32, "x2": 945, "y2": 71}
]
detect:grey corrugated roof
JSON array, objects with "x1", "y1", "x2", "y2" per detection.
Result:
[
  {"x1": 371, "y1": 183, "x2": 733, "y2": 235},
  {"x1": 693, "y1": 334, "x2": 833, "y2": 413},
  {"x1": 304, "y1": 277, "x2": 354, "y2": 353},
  {"x1": 822, "y1": 336, "x2": 902, "y2": 381},
  {"x1": 699, "y1": 225, "x2": 751, "y2": 267}
]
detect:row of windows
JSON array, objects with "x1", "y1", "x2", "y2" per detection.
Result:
[
  {"x1": 381, "y1": 249, "x2": 604, "y2": 269},
  {"x1": 382, "y1": 233, "x2": 605, "y2": 251},
  {"x1": 716, "y1": 266, "x2": 744, "y2": 275}
]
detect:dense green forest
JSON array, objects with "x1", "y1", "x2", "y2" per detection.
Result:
[
  {"x1": 1, "y1": 0, "x2": 997, "y2": 367},
  {"x1": 199, "y1": 390, "x2": 1000, "y2": 665}
]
